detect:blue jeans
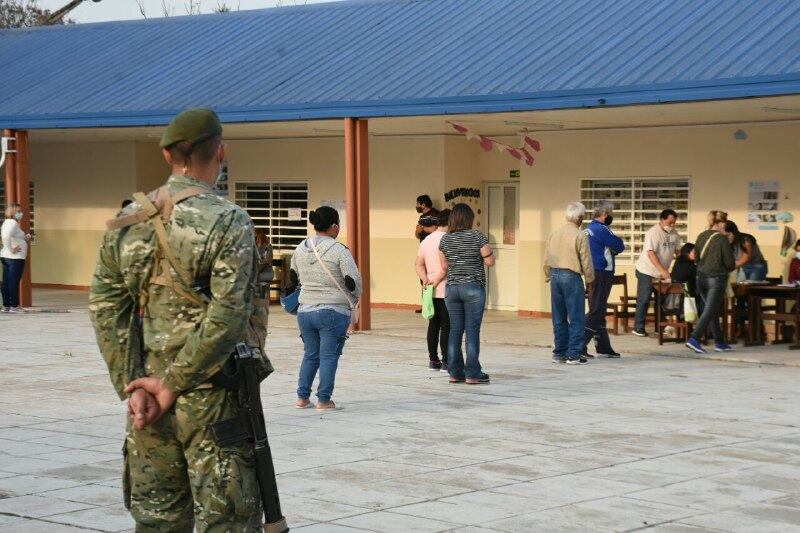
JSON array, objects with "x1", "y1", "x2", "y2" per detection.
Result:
[
  {"x1": 1, "y1": 258, "x2": 25, "y2": 308},
  {"x1": 297, "y1": 309, "x2": 350, "y2": 402},
  {"x1": 742, "y1": 262, "x2": 767, "y2": 281},
  {"x1": 445, "y1": 282, "x2": 486, "y2": 379},
  {"x1": 634, "y1": 269, "x2": 656, "y2": 331},
  {"x1": 550, "y1": 269, "x2": 586, "y2": 359},
  {"x1": 691, "y1": 274, "x2": 727, "y2": 343}
]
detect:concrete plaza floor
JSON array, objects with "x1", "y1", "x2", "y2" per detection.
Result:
[{"x1": 1, "y1": 290, "x2": 799, "y2": 532}]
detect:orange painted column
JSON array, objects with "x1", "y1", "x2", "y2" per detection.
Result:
[
  {"x1": 3, "y1": 129, "x2": 16, "y2": 205},
  {"x1": 344, "y1": 118, "x2": 358, "y2": 258},
  {"x1": 355, "y1": 119, "x2": 371, "y2": 330},
  {"x1": 15, "y1": 130, "x2": 32, "y2": 308}
]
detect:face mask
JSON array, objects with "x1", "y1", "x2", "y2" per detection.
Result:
[
  {"x1": 415, "y1": 206, "x2": 423, "y2": 213},
  {"x1": 796, "y1": 252, "x2": 800, "y2": 260},
  {"x1": 13, "y1": 212, "x2": 23, "y2": 221},
  {"x1": 604, "y1": 215, "x2": 613, "y2": 226}
]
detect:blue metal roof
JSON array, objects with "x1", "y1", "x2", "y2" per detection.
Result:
[{"x1": 1, "y1": 0, "x2": 799, "y2": 129}]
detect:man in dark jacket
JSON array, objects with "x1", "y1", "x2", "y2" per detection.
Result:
[
  {"x1": 686, "y1": 218, "x2": 735, "y2": 354},
  {"x1": 584, "y1": 201, "x2": 625, "y2": 357}
]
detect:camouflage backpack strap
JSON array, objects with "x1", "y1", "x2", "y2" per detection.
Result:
[{"x1": 131, "y1": 188, "x2": 209, "y2": 309}]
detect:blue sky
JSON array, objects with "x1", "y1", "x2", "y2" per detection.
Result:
[{"x1": 37, "y1": 0, "x2": 341, "y2": 23}]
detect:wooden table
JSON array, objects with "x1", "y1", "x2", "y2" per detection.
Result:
[
  {"x1": 725, "y1": 282, "x2": 774, "y2": 343},
  {"x1": 745, "y1": 285, "x2": 800, "y2": 349}
]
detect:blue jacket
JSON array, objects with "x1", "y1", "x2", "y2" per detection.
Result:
[{"x1": 584, "y1": 220, "x2": 625, "y2": 272}]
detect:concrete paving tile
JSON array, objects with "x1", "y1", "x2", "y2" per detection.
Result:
[
  {"x1": 43, "y1": 483, "x2": 123, "y2": 506},
  {"x1": 626, "y1": 478, "x2": 789, "y2": 512},
  {"x1": 281, "y1": 494, "x2": 372, "y2": 523},
  {"x1": 484, "y1": 511, "x2": 614, "y2": 533},
  {"x1": 490, "y1": 474, "x2": 647, "y2": 508},
  {"x1": 680, "y1": 510, "x2": 800, "y2": 533},
  {"x1": 334, "y1": 510, "x2": 461, "y2": 532},
  {"x1": 0, "y1": 494, "x2": 94, "y2": 518},
  {"x1": 772, "y1": 495, "x2": 800, "y2": 509},
  {"x1": 727, "y1": 502, "x2": 800, "y2": 525},
  {"x1": 36, "y1": 448, "x2": 120, "y2": 465},
  {"x1": 0, "y1": 519, "x2": 91, "y2": 532},
  {"x1": 0, "y1": 455, "x2": 73, "y2": 475},
  {"x1": 0, "y1": 427, "x2": 64, "y2": 441},
  {"x1": 647, "y1": 524, "x2": 724, "y2": 533},
  {"x1": 39, "y1": 464, "x2": 120, "y2": 482},
  {"x1": 390, "y1": 498, "x2": 518, "y2": 525},
  {"x1": 0, "y1": 438, "x2": 69, "y2": 457},
  {"x1": 291, "y1": 524, "x2": 371, "y2": 532},
  {"x1": 0, "y1": 474, "x2": 83, "y2": 496},
  {"x1": 46, "y1": 504, "x2": 137, "y2": 532}
]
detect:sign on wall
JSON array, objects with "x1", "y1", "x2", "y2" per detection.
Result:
[{"x1": 747, "y1": 181, "x2": 780, "y2": 230}]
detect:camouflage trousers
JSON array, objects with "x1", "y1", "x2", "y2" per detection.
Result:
[{"x1": 123, "y1": 384, "x2": 263, "y2": 532}]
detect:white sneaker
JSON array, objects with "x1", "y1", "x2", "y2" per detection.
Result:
[
  {"x1": 0, "y1": 307, "x2": 8, "y2": 313},
  {"x1": 9, "y1": 307, "x2": 27, "y2": 314}
]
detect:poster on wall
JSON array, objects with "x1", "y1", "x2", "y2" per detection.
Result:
[{"x1": 747, "y1": 181, "x2": 780, "y2": 230}]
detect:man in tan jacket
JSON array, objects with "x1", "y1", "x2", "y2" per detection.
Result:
[{"x1": 544, "y1": 202, "x2": 595, "y2": 365}]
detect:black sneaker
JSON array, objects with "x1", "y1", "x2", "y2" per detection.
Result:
[
  {"x1": 566, "y1": 357, "x2": 588, "y2": 365},
  {"x1": 552, "y1": 356, "x2": 567, "y2": 364},
  {"x1": 596, "y1": 350, "x2": 621, "y2": 358},
  {"x1": 440, "y1": 363, "x2": 448, "y2": 373},
  {"x1": 428, "y1": 361, "x2": 442, "y2": 371},
  {"x1": 466, "y1": 373, "x2": 490, "y2": 384},
  {"x1": 632, "y1": 329, "x2": 648, "y2": 337}
]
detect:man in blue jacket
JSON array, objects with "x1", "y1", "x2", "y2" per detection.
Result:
[{"x1": 584, "y1": 200, "x2": 626, "y2": 357}]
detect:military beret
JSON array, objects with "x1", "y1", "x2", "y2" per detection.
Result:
[{"x1": 159, "y1": 108, "x2": 223, "y2": 148}]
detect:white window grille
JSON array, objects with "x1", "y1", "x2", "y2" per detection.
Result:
[
  {"x1": 234, "y1": 181, "x2": 308, "y2": 252},
  {"x1": 0, "y1": 180, "x2": 35, "y2": 244},
  {"x1": 580, "y1": 177, "x2": 689, "y2": 264}
]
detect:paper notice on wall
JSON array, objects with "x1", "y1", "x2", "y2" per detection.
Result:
[
  {"x1": 287, "y1": 208, "x2": 303, "y2": 221},
  {"x1": 747, "y1": 181, "x2": 779, "y2": 230}
]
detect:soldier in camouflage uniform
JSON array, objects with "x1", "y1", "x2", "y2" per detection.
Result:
[{"x1": 89, "y1": 108, "x2": 269, "y2": 532}]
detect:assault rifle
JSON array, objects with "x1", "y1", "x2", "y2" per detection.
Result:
[{"x1": 211, "y1": 343, "x2": 288, "y2": 533}]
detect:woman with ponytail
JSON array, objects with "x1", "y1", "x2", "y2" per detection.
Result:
[{"x1": 289, "y1": 206, "x2": 362, "y2": 411}]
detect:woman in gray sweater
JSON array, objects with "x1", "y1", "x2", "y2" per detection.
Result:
[{"x1": 290, "y1": 206, "x2": 362, "y2": 411}]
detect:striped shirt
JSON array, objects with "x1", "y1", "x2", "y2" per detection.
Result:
[{"x1": 439, "y1": 229, "x2": 489, "y2": 286}]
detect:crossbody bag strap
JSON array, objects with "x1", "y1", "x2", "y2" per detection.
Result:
[
  {"x1": 308, "y1": 238, "x2": 356, "y2": 308},
  {"x1": 699, "y1": 232, "x2": 720, "y2": 261}
]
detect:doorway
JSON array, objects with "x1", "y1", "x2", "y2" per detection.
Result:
[{"x1": 483, "y1": 182, "x2": 519, "y2": 310}]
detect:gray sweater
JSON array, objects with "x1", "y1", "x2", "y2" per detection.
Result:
[{"x1": 291, "y1": 236, "x2": 362, "y2": 309}]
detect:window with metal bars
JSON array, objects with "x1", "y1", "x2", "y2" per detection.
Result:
[
  {"x1": 0, "y1": 180, "x2": 35, "y2": 244},
  {"x1": 234, "y1": 181, "x2": 308, "y2": 252},
  {"x1": 580, "y1": 177, "x2": 689, "y2": 264}
]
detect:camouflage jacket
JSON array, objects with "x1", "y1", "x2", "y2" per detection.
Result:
[{"x1": 89, "y1": 174, "x2": 266, "y2": 400}]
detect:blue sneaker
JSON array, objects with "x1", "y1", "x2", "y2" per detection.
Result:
[
  {"x1": 714, "y1": 342, "x2": 733, "y2": 352},
  {"x1": 685, "y1": 338, "x2": 708, "y2": 354}
]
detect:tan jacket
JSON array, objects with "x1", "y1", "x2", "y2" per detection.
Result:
[{"x1": 543, "y1": 222, "x2": 595, "y2": 284}]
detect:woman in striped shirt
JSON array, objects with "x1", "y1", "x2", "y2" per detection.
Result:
[{"x1": 435, "y1": 203, "x2": 495, "y2": 384}]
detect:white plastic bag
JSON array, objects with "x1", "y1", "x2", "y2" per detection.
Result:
[{"x1": 684, "y1": 296, "x2": 698, "y2": 323}]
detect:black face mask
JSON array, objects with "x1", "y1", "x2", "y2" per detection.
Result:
[
  {"x1": 605, "y1": 215, "x2": 614, "y2": 226},
  {"x1": 415, "y1": 206, "x2": 423, "y2": 213}
]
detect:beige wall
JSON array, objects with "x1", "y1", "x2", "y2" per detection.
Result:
[
  {"x1": 29, "y1": 141, "x2": 138, "y2": 285},
  {"x1": 25, "y1": 121, "x2": 800, "y2": 312},
  {"x1": 519, "y1": 122, "x2": 800, "y2": 313}
]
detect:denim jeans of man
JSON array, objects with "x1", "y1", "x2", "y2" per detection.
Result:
[
  {"x1": 1, "y1": 258, "x2": 25, "y2": 308},
  {"x1": 737, "y1": 262, "x2": 768, "y2": 326},
  {"x1": 634, "y1": 269, "x2": 656, "y2": 331},
  {"x1": 585, "y1": 270, "x2": 614, "y2": 353},
  {"x1": 427, "y1": 298, "x2": 450, "y2": 364},
  {"x1": 550, "y1": 269, "x2": 586, "y2": 359},
  {"x1": 690, "y1": 273, "x2": 727, "y2": 343},
  {"x1": 297, "y1": 309, "x2": 350, "y2": 402},
  {"x1": 445, "y1": 282, "x2": 486, "y2": 379}
]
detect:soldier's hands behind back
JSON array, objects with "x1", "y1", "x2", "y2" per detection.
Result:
[
  {"x1": 128, "y1": 388, "x2": 161, "y2": 430},
  {"x1": 125, "y1": 377, "x2": 178, "y2": 425}
]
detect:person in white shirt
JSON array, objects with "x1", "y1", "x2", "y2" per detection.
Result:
[
  {"x1": 1, "y1": 203, "x2": 31, "y2": 313},
  {"x1": 632, "y1": 209, "x2": 680, "y2": 336},
  {"x1": 415, "y1": 209, "x2": 451, "y2": 371}
]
